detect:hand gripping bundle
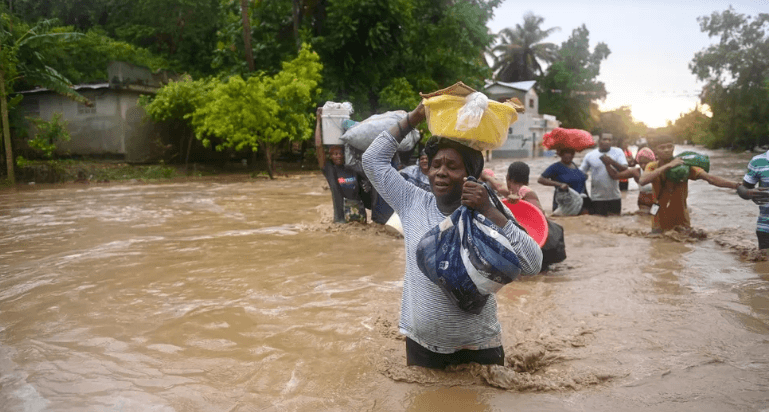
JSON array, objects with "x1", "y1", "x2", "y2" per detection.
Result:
[
  {"x1": 421, "y1": 82, "x2": 524, "y2": 151},
  {"x1": 416, "y1": 178, "x2": 526, "y2": 314}
]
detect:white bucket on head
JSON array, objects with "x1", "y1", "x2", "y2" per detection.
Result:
[{"x1": 321, "y1": 102, "x2": 353, "y2": 145}]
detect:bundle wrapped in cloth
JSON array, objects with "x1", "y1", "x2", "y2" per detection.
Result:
[
  {"x1": 416, "y1": 177, "x2": 528, "y2": 314},
  {"x1": 542, "y1": 128, "x2": 595, "y2": 152},
  {"x1": 421, "y1": 82, "x2": 524, "y2": 151},
  {"x1": 665, "y1": 151, "x2": 710, "y2": 183}
]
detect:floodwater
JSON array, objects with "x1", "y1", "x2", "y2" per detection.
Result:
[{"x1": 1, "y1": 145, "x2": 768, "y2": 412}]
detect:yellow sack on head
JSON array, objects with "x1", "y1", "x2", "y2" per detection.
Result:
[{"x1": 422, "y1": 87, "x2": 523, "y2": 151}]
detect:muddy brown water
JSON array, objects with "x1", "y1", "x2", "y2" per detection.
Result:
[{"x1": 1, "y1": 146, "x2": 768, "y2": 411}]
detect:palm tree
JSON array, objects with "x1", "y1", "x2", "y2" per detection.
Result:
[
  {"x1": 491, "y1": 12, "x2": 559, "y2": 82},
  {"x1": 0, "y1": 16, "x2": 88, "y2": 183}
]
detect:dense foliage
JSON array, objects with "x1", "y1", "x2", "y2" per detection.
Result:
[
  {"x1": 681, "y1": 7, "x2": 769, "y2": 149},
  {"x1": 536, "y1": 25, "x2": 611, "y2": 131}
]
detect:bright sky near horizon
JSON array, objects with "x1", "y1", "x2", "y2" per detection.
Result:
[{"x1": 487, "y1": 0, "x2": 768, "y2": 128}]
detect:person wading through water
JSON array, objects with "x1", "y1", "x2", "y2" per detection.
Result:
[{"x1": 362, "y1": 101, "x2": 542, "y2": 369}]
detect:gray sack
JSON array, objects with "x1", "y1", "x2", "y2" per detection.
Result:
[
  {"x1": 553, "y1": 187, "x2": 584, "y2": 216},
  {"x1": 340, "y1": 111, "x2": 421, "y2": 152}
]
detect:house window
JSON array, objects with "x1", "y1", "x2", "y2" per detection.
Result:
[
  {"x1": 78, "y1": 102, "x2": 96, "y2": 115},
  {"x1": 529, "y1": 98, "x2": 534, "y2": 108}
]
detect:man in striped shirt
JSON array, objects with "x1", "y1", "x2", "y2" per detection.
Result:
[
  {"x1": 362, "y1": 103, "x2": 541, "y2": 369},
  {"x1": 738, "y1": 151, "x2": 769, "y2": 250}
]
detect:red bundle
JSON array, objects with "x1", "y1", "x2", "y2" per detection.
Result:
[{"x1": 542, "y1": 128, "x2": 595, "y2": 151}]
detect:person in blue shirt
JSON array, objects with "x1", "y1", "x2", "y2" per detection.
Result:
[{"x1": 537, "y1": 148, "x2": 590, "y2": 214}]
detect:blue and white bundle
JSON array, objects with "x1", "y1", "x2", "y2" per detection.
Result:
[{"x1": 416, "y1": 205, "x2": 523, "y2": 315}]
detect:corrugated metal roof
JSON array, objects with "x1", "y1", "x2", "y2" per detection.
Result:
[
  {"x1": 483, "y1": 80, "x2": 536, "y2": 91},
  {"x1": 18, "y1": 83, "x2": 110, "y2": 94}
]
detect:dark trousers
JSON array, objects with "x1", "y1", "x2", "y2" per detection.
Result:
[
  {"x1": 405, "y1": 337, "x2": 504, "y2": 369},
  {"x1": 757, "y1": 231, "x2": 769, "y2": 250},
  {"x1": 590, "y1": 199, "x2": 621, "y2": 216}
]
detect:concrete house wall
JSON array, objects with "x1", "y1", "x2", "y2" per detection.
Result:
[{"x1": 19, "y1": 62, "x2": 173, "y2": 163}]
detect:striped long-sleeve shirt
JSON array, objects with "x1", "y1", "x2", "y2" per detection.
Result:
[{"x1": 362, "y1": 131, "x2": 542, "y2": 354}]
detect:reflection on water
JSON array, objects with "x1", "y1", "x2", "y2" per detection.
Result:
[{"x1": 0, "y1": 146, "x2": 768, "y2": 411}]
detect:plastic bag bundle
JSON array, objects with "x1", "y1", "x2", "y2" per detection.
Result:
[
  {"x1": 542, "y1": 128, "x2": 595, "y2": 152},
  {"x1": 416, "y1": 205, "x2": 524, "y2": 315},
  {"x1": 340, "y1": 111, "x2": 421, "y2": 152},
  {"x1": 455, "y1": 92, "x2": 489, "y2": 132},
  {"x1": 420, "y1": 82, "x2": 522, "y2": 152},
  {"x1": 553, "y1": 187, "x2": 584, "y2": 216},
  {"x1": 665, "y1": 151, "x2": 710, "y2": 183}
]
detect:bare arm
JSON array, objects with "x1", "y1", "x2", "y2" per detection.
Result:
[
  {"x1": 387, "y1": 103, "x2": 424, "y2": 144},
  {"x1": 522, "y1": 191, "x2": 544, "y2": 212},
  {"x1": 638, "y1": 158, "x2": 684, "y2": 186},
  {"x1": 696, "y1": 171, "x2": 740, "y2": 189},
  {"x1": 606, "y1": 164, "x2": 639, "y2": 181},
  {"x1": 315, "y1": 107, "x2": 325, "y2": 169},
  {"x1": 538, "y1": 176, "x2": 569, "y2": 191}
]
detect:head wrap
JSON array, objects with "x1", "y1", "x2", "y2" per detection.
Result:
[
  {"x1": 424, "y1": 137, "x2": 484, "y2": 178},
  {"x1": 635, "y1": 147, "x2": 656, "y2": 163}
]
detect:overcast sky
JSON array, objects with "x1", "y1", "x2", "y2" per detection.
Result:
[{"x1": 487, "y1": 0, "x2": 768, "y2": 127}]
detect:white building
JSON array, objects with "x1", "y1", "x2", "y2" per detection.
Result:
[{"x1": 483, "y1": 80, "x2": 559, "y2": 158}]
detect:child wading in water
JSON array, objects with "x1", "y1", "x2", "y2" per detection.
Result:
[{"x1": 504, "y1": 162, "x2": 544, "y2": 211}]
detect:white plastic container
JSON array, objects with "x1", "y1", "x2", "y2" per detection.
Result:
[{"x1": 321, "y1": 101, "x2": 352, "y2": 145}]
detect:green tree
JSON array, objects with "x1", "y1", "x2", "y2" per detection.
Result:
[
  {"x1": 314, "y1": 0, "x2": 500, "y2": 117},
  {"x1": 192, "y1": 45, "x2": 322, "y2": 178},
  {"x1": 690, "y1": 7, "x2": 769, "y2": 149},
  {"x1": 0, "y1": 15, "x2": 88, "y2": 183},
  {"x1": 537, "y1": 25, "x2": 610, "y2": 130},
  {"x1": 19, "y1": 112, "x2": 70, "y2": 161},
  {"x1": 491, "y1": 12, "x2": 559, "y2": 82},
  {"x1": 670, "y1": 106, "x2": 716, "y2": 147},
  {"x1": 43, "y1": 28, "x2": 167, "y2": 86},
  {"x1": 596, "y1": 106, "x2": 647, "y2": 145},
  {"x1": 11, "y1": 0, "x2": 222, "y2": 77},
  {"x1": 139, "y1": 76, "x2": 217, "y2": 168}
]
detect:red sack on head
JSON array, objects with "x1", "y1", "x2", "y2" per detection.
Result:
[{"x1": 543, "y1": 128, "x2": 595, "y2": 151}]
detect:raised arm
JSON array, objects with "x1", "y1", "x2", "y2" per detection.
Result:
[
  {"x1": 361, "y1": 104, "x2": 425, "y2": 213},
  {"x1": 315, "y1": 107, "x2": 326, "y2": 169}
]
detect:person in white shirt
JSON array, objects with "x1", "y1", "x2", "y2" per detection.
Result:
[{"x1": 579, "y1": 134, "x2": 628, "y2": 215}]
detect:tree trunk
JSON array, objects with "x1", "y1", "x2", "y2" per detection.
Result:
[
  {"x1": 185, "y1": 130, "x2": 194, "y2": 173},
  {"x1": 240, "y1": 0, "x2": 255, "y2": 72},
  {"x1": 0, "y1": 68, "x2": 14, "y2": 184},
  {"x1": 292, "y1": 0, "x2": 301, "y2": 51},
  {"x1": 263, "y1": 142, "x2": 275, "y2": 179}
]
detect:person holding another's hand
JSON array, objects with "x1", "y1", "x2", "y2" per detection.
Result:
[
  {"x1": 737, "y1": 150, "x2": 769, "y2": 251},
  {"x1": 639, "y1": 135, "x2": 738, "y2": 233}
]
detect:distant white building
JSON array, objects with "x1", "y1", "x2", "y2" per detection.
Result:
[{"x1": 483, "y1": 80, "x2": 559, "y2": 158}]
